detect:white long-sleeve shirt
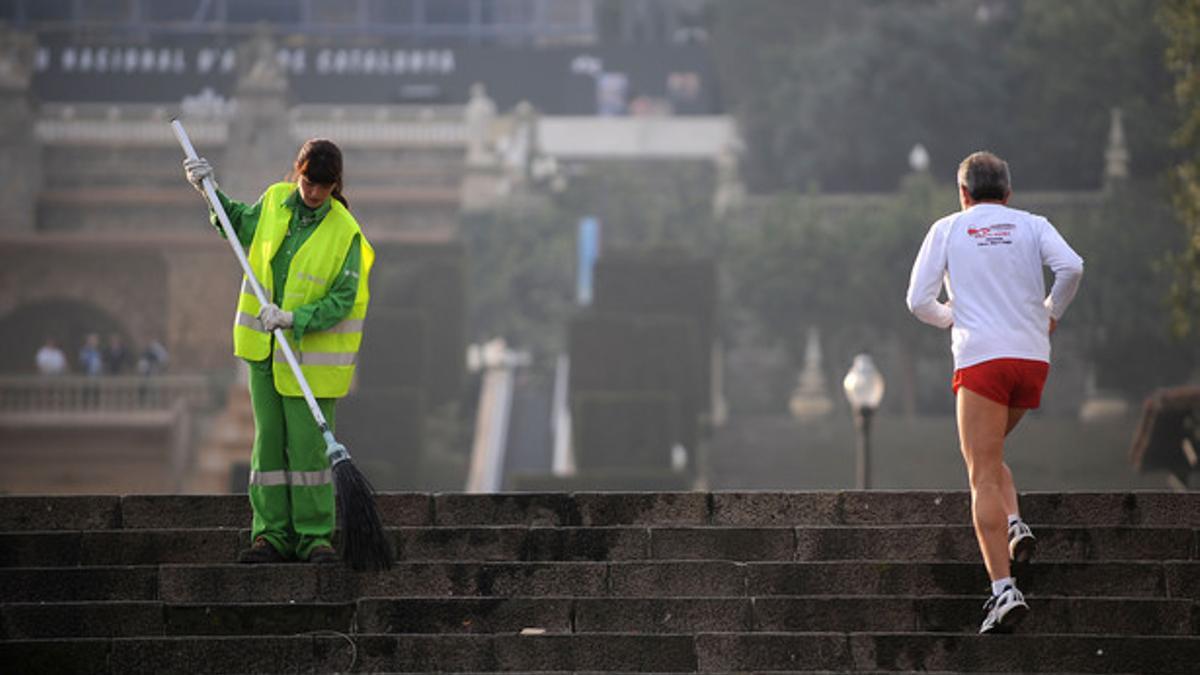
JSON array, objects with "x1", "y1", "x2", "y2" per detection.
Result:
[{"x1": 906, "y1": 203, "x2": 1084, "y2": 369}]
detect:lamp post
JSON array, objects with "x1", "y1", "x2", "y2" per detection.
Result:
[{"x1": 843, "y1": 354, "x2": 885, "y2": 489}]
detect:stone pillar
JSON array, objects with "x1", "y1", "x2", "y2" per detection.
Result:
[
  {"x1": 0, "y1": 26, "x2": 41, "y2": 233},
  {"x1": 460, "y1": 82, "x2": 504, "y2": 212},
  {"x1": 1104, "y1": 107, "x2": 1130, "y2": 191},
  {"x1": 788, "y1": 327, "x2": 834, "y2": 421},
  {"x1": 712, "y1": 134, "x2": 745, "y2": 217},
  {"x1": 504, "y1": 100, "x2": 538, "y2": 185},
  {"x1": 223, "y1": 31, "x2": 292, "y2": 202}
]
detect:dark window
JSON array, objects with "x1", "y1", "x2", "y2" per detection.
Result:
[
  {"x1": 143, "y1": 0, "x2": 208, "y2": 22},
  {"x1": 310, "y1": 0, "x2": 360, "y2": 25},
  {"x1": 227, "y1": 0, "x2": 300, "y2": 24},
  {"x1": 424, "y1": 0, "x2": 472, "y2": 26},
  {"x1": 80, "y1": 0, "x2": 136, "y2": 21},
  {"x1": 26, "y1": 0, "x2": 73, "y2": 21},
  {"x1": 369, "y1": 0, "x2": 416, "y2": 24}
]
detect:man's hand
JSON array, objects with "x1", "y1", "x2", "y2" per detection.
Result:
[
  {"x1": 258, "y1": 303, "x2": 294, "y2": 331},
  {"x1": 183, "y1": 157, "x2": 216, "y2": 192},
  {"x1": 1049, "y1": 318, "x2": 1058, "y2": 335}
]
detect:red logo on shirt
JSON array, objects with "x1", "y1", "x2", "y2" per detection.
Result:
[{"x1": 967, "y1": 223, "x2": 1016, "y2": 246}]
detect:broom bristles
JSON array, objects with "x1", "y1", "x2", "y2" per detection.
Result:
[{"x1": 333, "y1": 459, "x2": 395, "y2": 571}]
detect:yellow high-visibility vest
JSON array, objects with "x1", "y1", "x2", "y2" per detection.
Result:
[{"x1": 232, "y1": 182, "x2": 374, "y2": 398}]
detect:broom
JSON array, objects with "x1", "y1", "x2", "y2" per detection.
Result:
[{"x1": 171, "y1": 119, "x2": 394, "y2": 572}]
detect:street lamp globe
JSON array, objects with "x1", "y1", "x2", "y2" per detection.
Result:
[
  {"x1": 844, "y1": 353, "x2": 885, "y2": 489},
  {"x1": 843, "y1": 353, "x2": 885, "y2": 412},
  {"x1": 909, "y1": 144, "x2": 930, "y2": 173}
]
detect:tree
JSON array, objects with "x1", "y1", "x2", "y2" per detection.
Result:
[
  {"x1": 1159, "y1": 0, "x2": 1200, "y2": 337},
  {"x1": 711, "y1": 0, "x2": 1177, "y2": 193},
  {"x1": 460, "y1": 199, "x2": 576, "y2": 360},
  {"x1": 713, "y1": 0, "x2": 1015, "y2": 192},
  {"x1": 1058, "y1": 182, "x2": 1198, "y2": 395},
  {"x1": 460, "y1": 161, "x2": 720, "y2": 361},
  {"x1": 1006, "y1": 0, "x2": 1178, "y2": 190},
  {"x1": 726, "y1": 170, "x2": 959, "y2": 415}
]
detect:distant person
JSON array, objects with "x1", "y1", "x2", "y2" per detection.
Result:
[
  {"x1": 184, "y1": 138, "x2": 374, "y2": 566},
  {"x1": 137, "y1": 338, "x2": 170, "y2": 376},
  {"x1": 105, "y1": 333, "x2": 129, "y2": 375},
  {"x1": 35, "y1": 338, "x2": 67, "y2": 375},
  {"x1": 905, "y1": 151, "x2": 1084, "y2": 634},
  {"x1": 78, "y1": 333, "x2": 104, "y2": 377}
]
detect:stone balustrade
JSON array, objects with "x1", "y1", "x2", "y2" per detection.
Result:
[{"x1": 0, "y1": 375, "x2": 212, "y2": 418}]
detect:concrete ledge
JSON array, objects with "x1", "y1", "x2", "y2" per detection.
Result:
[
  {"x1": 850, "y1": 633, "x2": 1200, "y2": 672},
  {"x1": 696, "y1": 632, "x2": 852, "y2": 672},
  {"x1": 651, "y1": 527, "x2": 796, "y2": 561},
  {"x1": 119, "y1": 496, "x2": 248, "y2": 529},
  {"x1": 434, "y1": 493, "x2": 584, "y2": 527},
  {"x1": 574, "y1": 598, "x2": 753, "y2": 634},
  {"x1": 750, "y1": 596, "x2": 1196, "y2": 636},
  {"x1": 109, "y1": 635, "x2": 319, "y2": 675},
  {"x1": 609, "y1": 561, "x2": 747, "y2": 597},
  {"x1": 5, "y1": 596, "x2": 1191, "y2": 640},
  {"x1": 357, "y1": 597, "x2": 573, "y2": 634},
  {"x1": 4, "y1": 631, "x2": 1199, "y2": 673},
  {"x1": 346, "y1": 634, "x2": 699, "y2": 673},
  {"x1": 0, "y1": 496, "x2": 120, "y2": 531},
  {"x1": 163, "y1": 602, "x2": 355, "y2": 636},
  {"x1": 744, "y1": 561, "x2": 1171, "y2": 598},
  {"x1": 1, "y1": 602, "x2": 164, "y2": 639},
  {"x1": 2, "y1": 525, "x2": 1195, "y2": 568},
  {"x1": 357, "y1": 562, "x2": 610, "y2": 600},
  {"x1": 158, "y1": 564, "x2": 327, "y2": 604},
  {"x1": 3, "y1": 492, "x2": 1197, "y2": 529},
  {"x1": 0, "y1": 638, "x2": 110, "y2": 675},
  {"x1": 0, "y1": 566, "x2": 158, "y2": 602},
  {"x1": 393, "y1": 526, "x2": 652, "y2": 562}
]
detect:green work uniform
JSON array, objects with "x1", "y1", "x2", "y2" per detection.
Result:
[{"x1": 212, "y1": 188, "x2": 363, "y2": 560}]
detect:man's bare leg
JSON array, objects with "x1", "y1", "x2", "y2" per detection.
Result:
[
  {"x1": 999, "y1": 408, "x2": 1026, "y2": 518},
  {"x1": 957, "y1": 387, "x2": 1012, "y2": 582}
]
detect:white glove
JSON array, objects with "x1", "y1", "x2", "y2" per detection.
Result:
[
  {"x1": 257, "y1": 303, "x2": 294, "y2": 331},
  {"x1": 183, "y1": 157, "x2": 216, "y2": 192}
]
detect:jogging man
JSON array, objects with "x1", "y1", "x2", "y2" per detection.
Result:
[{"x1": 905, "y1": 151, "x2": 1084, "y2": 633}]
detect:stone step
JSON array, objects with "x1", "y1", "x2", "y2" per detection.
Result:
[
  {"x1": 2, "y1": 525, "x2": 1196, "y2": 567},
  {"x1": 4, "y1": 492, "x2": 1198, "y2": 531},
  {"x1": 695, "y1": 633, "x2": 1200, "y2": 673},
  {"x1": 4, "y1": 561, "x2": 1198, "y2": 603},
  {"x1": 3, "y1": 632, "x2": 1198, "y2": 674},
  {"x1": 0, "y1": 601, "x2": 356, "y2": 639},
  {"x1": 4, "y1": 596, "x2": 1193, "y2": 640}
]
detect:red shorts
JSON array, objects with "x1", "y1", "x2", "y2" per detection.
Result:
[{"x1": 952, "y1": 358, "x2": 1050, "y2": 409}]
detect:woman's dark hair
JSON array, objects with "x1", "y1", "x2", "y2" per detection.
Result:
[{"x1": 289, "y1": 138, "x2": 349, "y2": 209}]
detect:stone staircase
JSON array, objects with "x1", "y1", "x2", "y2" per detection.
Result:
[{"x1": 1, "y1": 491, "x2": 1198, "y2": 673}]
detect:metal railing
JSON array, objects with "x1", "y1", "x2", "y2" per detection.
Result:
[
  {"x1": 0, "y1": 375, "x2": 212, "y2": 416},
  {"x1": 5, "y1": 0, "x2": 598, "y2": 43}
]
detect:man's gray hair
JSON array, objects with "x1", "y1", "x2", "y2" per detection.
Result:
[{"x1": 957, "y1": 151, "x2": 1011, "y2": 202}]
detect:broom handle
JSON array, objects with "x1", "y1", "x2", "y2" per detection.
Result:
[{"x1": 170, "y1": 119, "x2": 350, "y2": 464}]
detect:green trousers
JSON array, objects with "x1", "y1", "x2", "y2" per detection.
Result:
[{"x1": 247, "y1": 359, "x2": 336, "y2": 560}]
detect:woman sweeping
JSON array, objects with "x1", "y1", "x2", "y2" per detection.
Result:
[{"x1": 184, "y1": 139, "x2": 374, "y2": 564}]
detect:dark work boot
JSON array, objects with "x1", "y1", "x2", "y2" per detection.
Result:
[
  {"x1": 306, "y1": 545, "x2": 339, "y2": 564},
  {"x1": 238, "y1": 536, "x2": 287, "y2": 564}
]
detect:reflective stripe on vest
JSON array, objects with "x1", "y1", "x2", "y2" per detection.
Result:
[
  {"x1": 323, "y1": 318, "x2": 365, "y2": 334},
  {"x1": 274, "y1": 349, "x2": 358, "y2": 367},
  {"x1": 236, "y1": 311, "x2": 269, "y2": 334},
  {"x1": 249, "y1": 469, "x2": 334, "y2": 487}
]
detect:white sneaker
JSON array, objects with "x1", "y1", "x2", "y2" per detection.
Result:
[
  {"x1": 979, "y1": 584, "x2": 1029, "y2": 634},
  {"x1": 1008, "y1": 519, "x2": 1037, "y2": 563}
]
